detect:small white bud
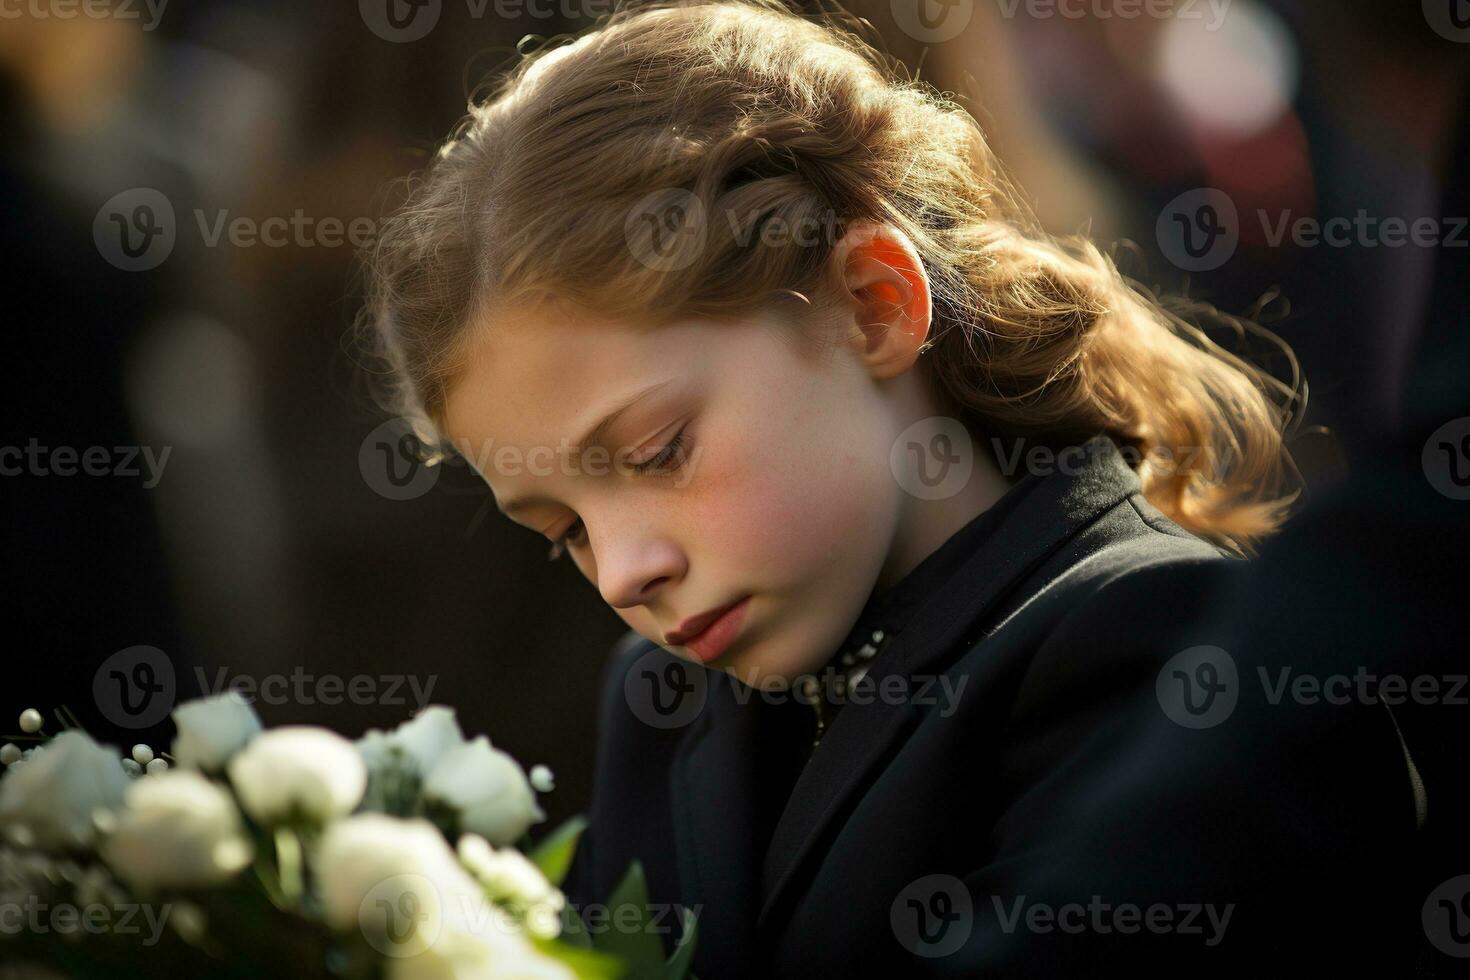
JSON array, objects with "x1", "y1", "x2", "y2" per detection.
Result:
[
  {"x1": 132, "y1": 744, "x2": 154, "y2": 766},
  {"x1": 145, "y1": 758, "x2": 169, "y2": 775},
  {"x1": 18, "y1": 709, "x2": 43, "y2": 734},
  {"x1": 0, "y1": 744, "x2": 21, "y2": 765},
  {"x1": 529, "y1": 764, "x2": 555, "y2": 793}
]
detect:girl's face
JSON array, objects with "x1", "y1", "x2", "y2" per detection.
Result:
[{"x1": 441, "y1": 227, "x2": 948, "y2": 689}]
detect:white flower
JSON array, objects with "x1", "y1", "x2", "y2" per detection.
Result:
[
  {"x1": 422, "y1": 737, "x2": 545, "y2": 847},
  {"x1": 100, "y1": 769, "x2": 254, "y2": 890},
  {"x1": 171, "y1": 692, "x2": 263, "y2": 772},
  {"x1": 370, "y1": 708, "x2": 461, "y2": 775},
  {"x1": 227, "y1": 726, "x2": 366, "y2": 824},
  {"x1": 357, "y1": 707, "x2": 468, "y2": 813},
  {"x1": 0, "y1": 730, "x2": 129, "y2": 851},
  {"x1": 528, "y1": 765, "x2": 555, "y2": 793},
  {"x1": 457, "y1": 834, "x2": 562, "y2": 911},
  {"x1": 315, "y1": 814, "x2": 475, "y2": 933},
  {"x1": 457, "y1": 834, "x2": 564, "y2": 940},
  {"x1": 384, "y1": 927, "x2": 576, "y2": 980},
  {"x1": 316, "y1": 815, "x2": 523, "y2": 959}
]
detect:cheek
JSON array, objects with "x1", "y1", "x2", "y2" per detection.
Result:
[{"x1": 681, "y1": 399, "x2": 897, "y2": 587}]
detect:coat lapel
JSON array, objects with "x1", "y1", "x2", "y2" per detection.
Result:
[
  {"x1": 754, "y1": 435, "x2": 1144, "y2": 934},
  {"x1": 668, "y1": 668, "x2": 769, "y2": 977}
]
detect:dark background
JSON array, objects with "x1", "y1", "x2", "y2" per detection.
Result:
[{"x1": 1, "y1": 0, "x2": 1465, "y2": 833}]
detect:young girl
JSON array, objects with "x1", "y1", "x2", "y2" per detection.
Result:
[{"x1": 354, "y1": 1, "x2": 1399, "y2": 976}]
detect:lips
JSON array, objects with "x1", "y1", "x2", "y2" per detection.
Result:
[
  {"x1": 665, "y1": 597, "x2": 747, "y2": 646},
  {"x1": 664, "y1": 596, "x2": 752, "y2": 663}
]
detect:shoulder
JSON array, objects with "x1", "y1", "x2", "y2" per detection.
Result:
[
  {"x1": 999, "y1": 505, "x2": 1240, "y2": 734},
  {"x1": 1000, "y1": 487, "x2": 1236, "y2": 635},
  {"x1": 976, "y1": 490, "x2": 1244, "y2": 722}
]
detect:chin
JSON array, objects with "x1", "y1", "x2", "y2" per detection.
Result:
[{"x1": 713, "y1": 631, "x2": 833, "y2": 692}]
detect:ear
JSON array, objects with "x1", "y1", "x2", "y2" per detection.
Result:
[{"x1": 832, "y1": 221, "x2": 933, "y2": 380}]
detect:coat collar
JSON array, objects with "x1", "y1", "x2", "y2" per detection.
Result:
[{"x1": 666, "y1": 435, "x2": 1144, "y2": 970}]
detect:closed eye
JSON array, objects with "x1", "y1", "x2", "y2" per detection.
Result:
[
  {"x1": 546, "y1": 426, "x2": 694, "y2": 562},
  {"x1": 547, "y1": 518, "x2": 586, "y2": 561},
  {"x1": 629, "y1": 426, "x2": 692, "y2": 476}
]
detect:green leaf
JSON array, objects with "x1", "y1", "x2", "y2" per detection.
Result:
[
  {"x1": 559, "y1": 899, "x2": 594, "y2": 949},
  {"x1": 528, "y1": 814, "x2": 589, "y2": 888},
  {"x1": 593, "y1": 861, "x2": 665, "y2": 980},
  {"x1": 665, "y1": 905, "x2": 699, "y2": 980}
]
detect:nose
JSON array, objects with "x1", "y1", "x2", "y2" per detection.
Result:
[{"x1": 595, "y1": 526, "x2": 687, "y2": 610}]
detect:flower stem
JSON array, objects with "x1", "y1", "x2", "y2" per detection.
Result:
[{"x1": 275, "y1": 827, "x2": 304, "y2": 906}]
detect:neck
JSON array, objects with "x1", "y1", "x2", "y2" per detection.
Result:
[
  {"x1": 876, "y1": 444, "x2": 1012, "y2": 594},
  {"x1": 873, "y1": 364, "x2": 1015, "y2": 593}
]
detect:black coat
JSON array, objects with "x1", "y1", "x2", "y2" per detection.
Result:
[{"x1": 562, "y1": 435, "x2": 1425, "y2": 979}]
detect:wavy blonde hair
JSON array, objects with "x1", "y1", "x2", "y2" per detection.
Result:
[{"x1": 358, "y1": 0, "x2": 1299, "y2": 553}]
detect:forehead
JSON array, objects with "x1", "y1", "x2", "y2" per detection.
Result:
[{"x1": 442, "y1": 300, "x2": 682, "y2": 459}]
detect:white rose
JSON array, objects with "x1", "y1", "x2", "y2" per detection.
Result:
[
  {"x1": 171, "y1": 691, "x2": 263, "y2": 772},
  {"x1": 101, "y1": 769, "x2": 254, "y2": 890},
  {"x1": 457, "y1": 834, "x2": 562, "y2": 911},
  {"x1": 379, "y1": 705, "x2": 466, "y2": 776},
  {"x1": 422, "y1": 737, "x2": 545, "y2": 847},
  {"x1": 457, "y1": 834, "x2": 564, "y2": 940},
  {"x1": 356, "y1": 706, "x2": 467, "y2": 813},
  {"x1": 316, "y1": 814, "x2": 504, "y2": 959},
  {"x1": 227, "y1": 726, "x2": 366, "y2": 824},
  {"x1": 384, "y1": 927, "x2": 576, "y2": 980},
  {"x1": 0, "y1": 730, "x2": 129, "y2": 852}
]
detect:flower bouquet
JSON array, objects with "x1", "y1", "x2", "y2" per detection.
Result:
[{"x1": 0, "y1": 697, "x2": 698, "y2": 979}]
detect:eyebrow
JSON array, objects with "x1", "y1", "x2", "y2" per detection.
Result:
[{"x1": 497, "y1": 379, "x2": 674, "y2": 516}]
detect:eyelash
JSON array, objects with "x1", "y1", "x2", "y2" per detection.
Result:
[{"x1": 545, "y1": 427, "x2": 692, "y2": 561}]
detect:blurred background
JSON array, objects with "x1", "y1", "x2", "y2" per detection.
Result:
[{"x1": 1, "y1": 0, "x2": 1466, "y2": 831}]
